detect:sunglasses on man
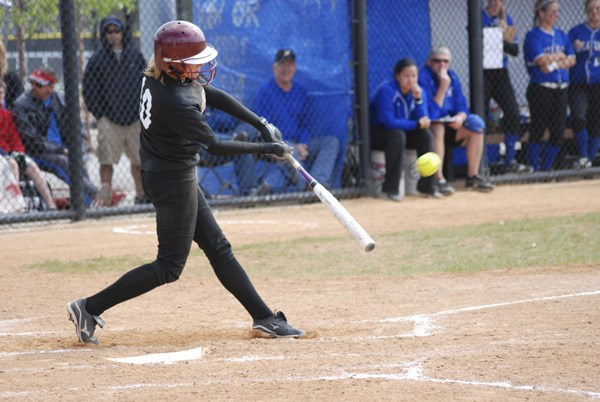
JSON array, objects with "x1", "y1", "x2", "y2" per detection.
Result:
[
  {"x1": 105, "y1": 29, "x2": 122, "y2": 34},
  {"x1": 30, "y1": 81, "x2": 47, "y2": 88}
]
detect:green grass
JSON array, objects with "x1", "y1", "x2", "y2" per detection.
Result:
[{"x1": 26, "y1": 213, "x2": 600, "y2": 278}]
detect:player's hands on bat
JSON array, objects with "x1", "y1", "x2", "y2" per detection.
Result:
[
  {"x1": 261, "y1": 141, "x2": 293, "y2": 160},
  {"x1": 258, "y1": 117, "x2": 283, "y2": 143}
]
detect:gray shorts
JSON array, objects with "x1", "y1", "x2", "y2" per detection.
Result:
[{"x1": 96, "y1": 117, "x2": 141, "y2": 166}]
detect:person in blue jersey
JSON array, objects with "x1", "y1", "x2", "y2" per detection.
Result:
[
  {"x1": 253, "y1": 49, "x2": 340, "y2": 192},
  {"x1": 568, "y1": 0, "x2": 600, "y2": 169},
  {"x1": 370, "y1": 58, "x2": 440, "y2": 201},
  {"x1": 483, "y1": 0, "x2": 532, "y2": 174},
  {"x1": 523, "y1": 0, "x2": 575, "y2": 171},
  {"x1": 419, "y1": 46, "x2": 494, "y2": 193}
]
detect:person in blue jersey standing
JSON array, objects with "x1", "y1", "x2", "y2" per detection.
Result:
[
  {"x1": 482, "y1": 0, "x2": 532, "y2": 174},
  {"x1": 419, "y1": 46, "x2": 494, "y2": 193},
  {"x1": 370, "y1": 58, "x2": 440, "y2": 201},
  {"x1": 523, "y1": 0, "x2": 575, "y2": 171},
  {"x1": 568, "y1": 0, "x2": 600, "y2": 169}
]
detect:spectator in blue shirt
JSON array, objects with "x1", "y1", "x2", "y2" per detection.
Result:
[
  {"x1": 419, "y1": 46, "x2": 494, "y2": 193},
  {"x1": 568, "y1": 0, "x2": 600, "y2": 169},
  {"x1": 523, "y1": 0, "x2": 575, "y2": 171},
  {"x1": 253, "y1": 49, "x2": 340, "y2": 192},
  {"x1": 370, "y1": 58, "x2": 440, "y2": 201},
  {"x1": 483, "y1": 0, "x2": 532, "y2": 174}
]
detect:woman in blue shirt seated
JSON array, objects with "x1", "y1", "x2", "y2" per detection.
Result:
[{"x1": 370, "y1": 58, "x2": 440, "y2": 201}]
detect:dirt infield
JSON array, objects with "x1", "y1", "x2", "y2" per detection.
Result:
[{"x1": 1, "y1": 180, "x2": 599, "y2": 400}]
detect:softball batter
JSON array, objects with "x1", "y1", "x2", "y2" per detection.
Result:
[{"x1": 67, "y1": 20, "x2": 304, "y2": 344}]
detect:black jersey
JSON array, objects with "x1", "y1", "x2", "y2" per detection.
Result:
[{"x1": 139, "y1": 75, "x2": 216, "y2": 172}]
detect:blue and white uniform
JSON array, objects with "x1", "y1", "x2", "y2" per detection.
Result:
[
  {"x1": 523, "y1": 26, "x2": 574, "y2": 170},
  {"x1": 568, "y1": 22, "x2": 600, "y2": 164}
]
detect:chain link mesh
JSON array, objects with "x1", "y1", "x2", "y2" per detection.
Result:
[{"x1": 0, "y1": 0, "x2": 598, "y2": 225}]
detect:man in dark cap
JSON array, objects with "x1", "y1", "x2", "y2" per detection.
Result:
[
  {"x1": 253, "y1": 49, "x2": 340, "y2": 192},
  {"x1": 83, "y1": 15, "x2": 147, "y2": 206}
]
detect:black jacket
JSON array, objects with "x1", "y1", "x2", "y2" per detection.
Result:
[
  {"x1": 82, "y1": 17, "x2": 146, "y2": 125},
  {"x1": 12, "y1": 91, "x2": 68, "y2": 156}
]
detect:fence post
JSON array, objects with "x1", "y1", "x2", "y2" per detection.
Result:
[
  {"x1": 467, "y1": 0, "x2": 488, "y2": 177},
  {"x1": 353, "y1": 0, "x2": 374, "y2": 195},
  {"x1": 59, "y1": 0, "x2": 85, "y2": 220}
]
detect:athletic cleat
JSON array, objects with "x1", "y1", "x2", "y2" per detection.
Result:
[
  {"x1": 252, "y1": 311, "x2": 305, "y2": 338},
  {"x1": 437, "y1": 179, "x2": 455, "y2": 196},
  {"x1": 465, "y1": 175, "x2": 495, "y2": 192},
  {"x1": 572, "y1": 157, "x2": 592, "y2": 169},
  {"x1": 505, "y1": 161, "x2": 534, "y2": 174},
  {"x1": 66, "y1": 298, "x2": 105, "y2": 345},
  {"x1": 416, "y1": 180, "x2": 442, "y2": 199}
]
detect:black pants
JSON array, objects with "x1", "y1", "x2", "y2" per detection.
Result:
[
  {"x1": 484, "y1": 68, "x2": 521, "y2": 134},
  {"x1": 569, "y1": 83, "x2": 600, "y2": 136},
  {"x1": 371, "y1": 126, "x2": 434, "y2": 195},
  {"x1": 526, "y1": 83, "x2": 568, "y2": 145},
  {"x1": 86, "y1": 166, "x2": 272, "y2": 320}
]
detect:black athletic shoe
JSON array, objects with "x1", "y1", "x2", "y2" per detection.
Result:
[
  {"x1": 465, "y1": 175, "x2": 495, "y2": 192},
  {"x1": 437, "y1": 179, "x2": 455, "y2": 196},
  {"x1": 504, "y1": 161, "x2": 534, "y2": 174},
  {"x1": 416, "y1": 179, "x2": 442, "y2": 199},
  {"x1": 66, "y1": 298, "x2": 105, "y2": 345},
  {"x1": 252, "y1": 311, "x2": 305, "y2": 338}
]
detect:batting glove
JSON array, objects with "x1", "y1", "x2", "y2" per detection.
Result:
[
  {"x1": 258, "y1": 117, "x2": 284, "y2": 143},
  {"x1": 260, "y1": 142, "x2": 293, "y2": 159}
]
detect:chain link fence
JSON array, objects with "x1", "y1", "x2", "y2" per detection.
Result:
[
  {"x1": 368, "y1": 0, "x2": 600, "y2": 192},
  {"x1": 1, "y1": 0, "x2": 599, "y2": 225}
]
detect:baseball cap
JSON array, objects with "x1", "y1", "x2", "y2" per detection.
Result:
[
  {"x1": 101, "y1": 16, "x2": 124, "y2": 32},
  {"x1": 463, "y1": 114, "x2": 486, "y2": 133},
  {"x1": 28, "y1": 68, "x2": 58, "y2": 86},
  {"x1": 274, "y1": 49, "x2": 296, "y2": 63}
]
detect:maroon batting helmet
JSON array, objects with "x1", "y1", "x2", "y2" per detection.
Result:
[{"x1": 153, "y1": 20, "x2": 218, "y2": 84}]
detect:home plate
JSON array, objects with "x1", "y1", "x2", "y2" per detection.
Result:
[{"x1": 106, "y1": 347, "x2": 204, "y2": 365}]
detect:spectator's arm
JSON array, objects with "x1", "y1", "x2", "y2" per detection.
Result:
[
  {"x1": 11, "y1": 106, "x2": 61, "y2": 155},
  {"x1": 373, "y1": 85, "x2": 419, "y2": 131},
  {"x1": 450, "y1": 73, "x2": 470, "y2": 115}
]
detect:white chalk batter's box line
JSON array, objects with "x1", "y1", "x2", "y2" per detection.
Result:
[{"x1": 1, "y1": 289, "x2": 599, "y2": 399}]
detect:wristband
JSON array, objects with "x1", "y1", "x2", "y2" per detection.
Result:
[{"x1": 414, "y1": 98, "x2": 423, "y2": 105}]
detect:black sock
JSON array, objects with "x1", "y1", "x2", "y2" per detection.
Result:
[
  {"x1": 212, "y1": 257, "x2": 273, "y2": 320},
  {"x1": 85, "y1": 263, "x2": 160, "y2": 316}
]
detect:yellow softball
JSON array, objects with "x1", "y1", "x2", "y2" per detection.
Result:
[{"x1": 415, "y1": 152, "x2": 441, "y2": 177}]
